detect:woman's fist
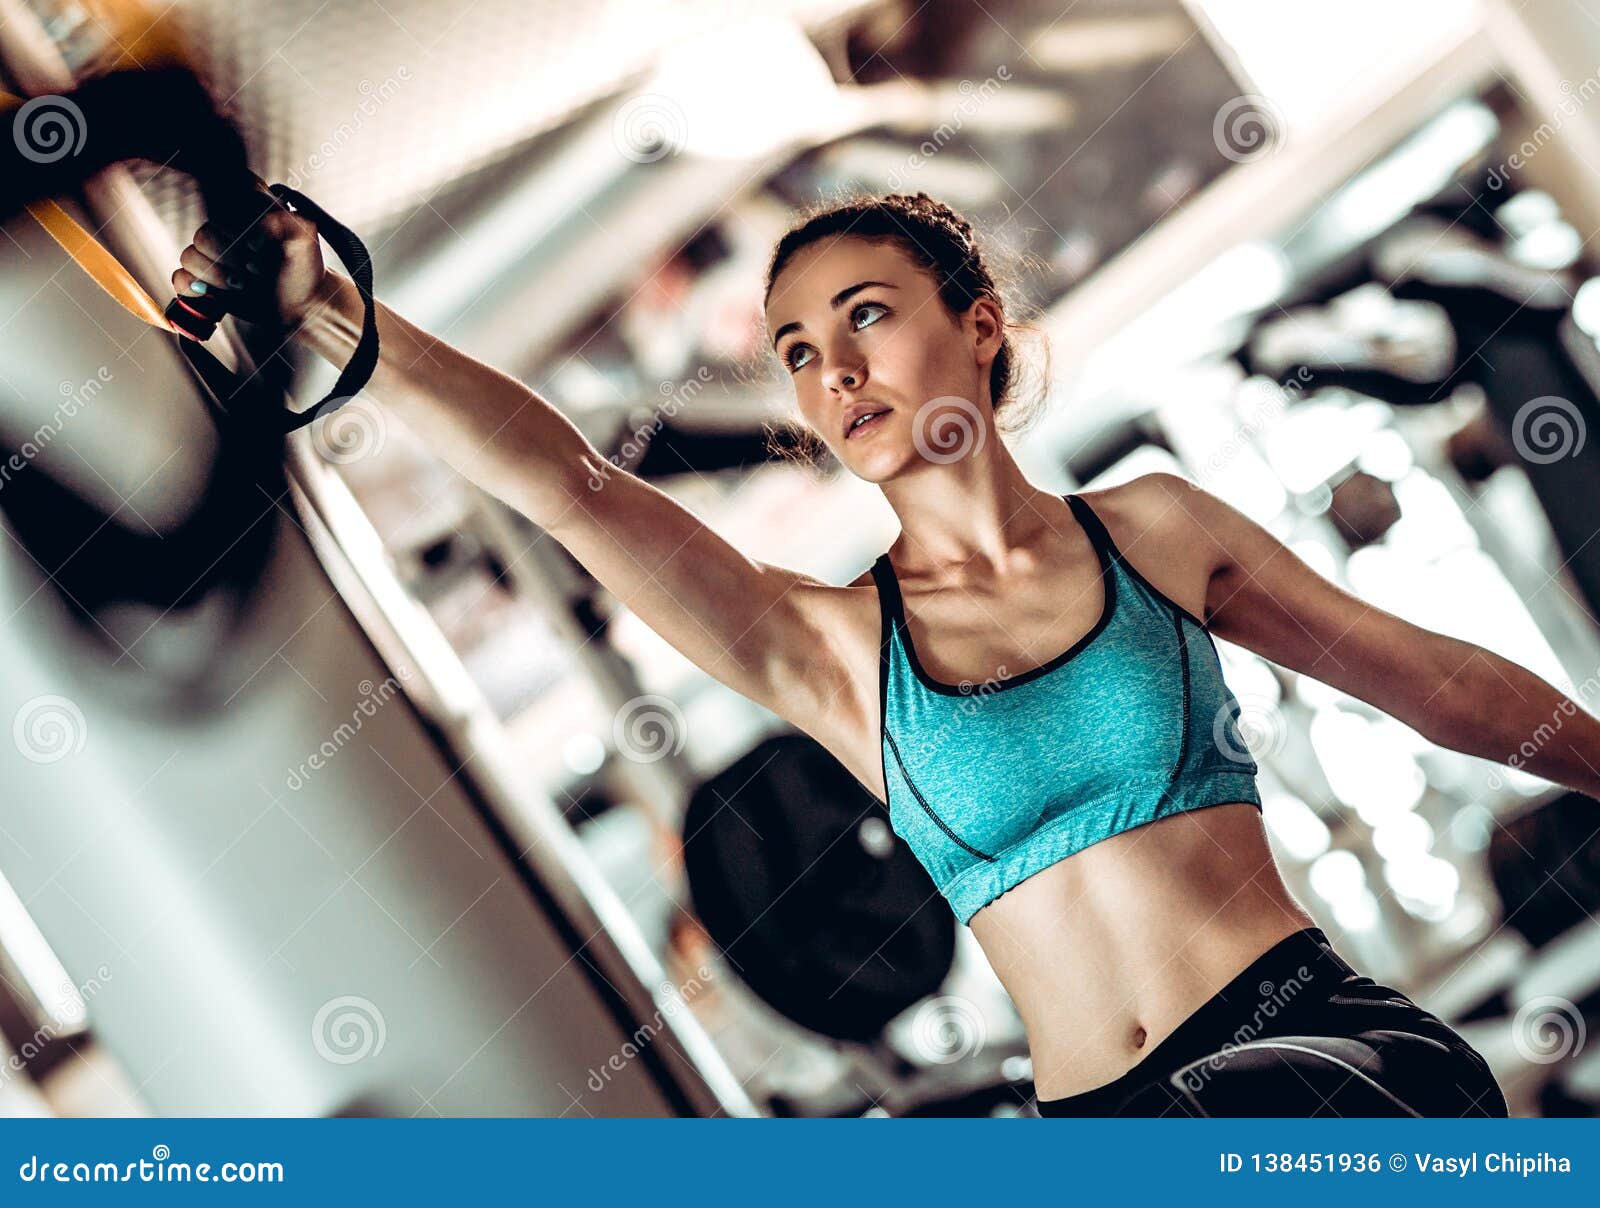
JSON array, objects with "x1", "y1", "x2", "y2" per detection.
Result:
[{"x1": 172, "y1": 199, "x2": 325, "y2": 328}]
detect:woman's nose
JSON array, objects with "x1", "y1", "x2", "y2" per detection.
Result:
[{"x1": 822, "y1": 356, "x2": 866, "y2": 395}]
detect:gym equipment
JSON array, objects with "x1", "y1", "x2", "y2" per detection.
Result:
[
  {"x1": 1, "y1": 67, "x2": 378, "y2": 440},
  {"x1": 1489, "y1": 790, "x2": 1600, "y2": 950},
  {"x1": 1238, "y1": 190, "x2": 1600, "y2": 625},
  {"x1": 0, "y1": 66, "x2": 379, "y2": 696},
  {"x1": 1326, "y1": 470, "x2": 1402, "y2": 551},
  {"x1": 683, "y1": 733, "x2": 956, "y2": 1044},
  {"x1": 0, "y1": 56, "x2": 745, "y2": 1115}
]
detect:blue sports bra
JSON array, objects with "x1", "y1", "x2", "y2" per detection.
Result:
[{"x1": 869, "y1": 492, "x2": 1262, "y2": 925}]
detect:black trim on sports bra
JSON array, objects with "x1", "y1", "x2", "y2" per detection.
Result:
[
  {"x1": 1070, "y1": 492, "x2": 1209, "y2": 802},
  {"x1": 884, "y1": 727, "x2": 997, "y2": 861},
  {"x1": 1157, "y1": 607, "x2": 1193, "y2": 805},
  {"x1": 868, "y1": 556, "x2": 995, "y2": 858},
  {"x1": 872, "y1": 493, "x2": 1118, "y2": 698},
  {"x1": 1068, "y1": 491, "x2": 1210, "y2": 630},
  {"x1": 867, "y1": 556, "x2": 897, "y2": 814}
]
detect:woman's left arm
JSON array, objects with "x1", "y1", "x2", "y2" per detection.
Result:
[{"x1": 1129, "y1": 472, "x2": 1600, "y2": 802}]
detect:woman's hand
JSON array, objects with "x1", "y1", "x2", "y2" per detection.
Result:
[{"x1": 171, "y1": 197, "x2": 326, "y2": 328}]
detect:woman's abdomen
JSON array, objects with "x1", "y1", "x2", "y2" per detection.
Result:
[{"x1": 967, "y1": 801, "x2": 1316, "y2": 1099}]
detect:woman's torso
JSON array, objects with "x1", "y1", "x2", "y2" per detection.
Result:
[{"x1": 808, "y1": 484, "x2": 1314, "y2": 1098}]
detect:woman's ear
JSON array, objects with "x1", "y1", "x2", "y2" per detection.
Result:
[{"x1": 969, "y1": 297, "x2": 1004, "y2": 368}]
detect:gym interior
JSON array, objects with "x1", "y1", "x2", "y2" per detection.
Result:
[{"x1": 3, "y1": 0, "x2": 1600, "y2": 1118}]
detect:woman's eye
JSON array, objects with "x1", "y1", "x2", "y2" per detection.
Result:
[
  {"x1": 783, "y1": 304, "x2": 887, "y2": 372},
  {"x1": 852, "y1": 302, "x2": 888, "y2": 329}
]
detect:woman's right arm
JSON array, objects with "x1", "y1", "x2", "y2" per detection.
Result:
[
  {"x1": 293, "y1": 268, "x2": 607, "y2": 526},
  {"x1": 174, "y1": 211, "x2": 871, "y2": 735}
]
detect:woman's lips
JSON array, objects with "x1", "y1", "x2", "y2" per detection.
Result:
[{"x1": 844, "y1": 409, "x2": 891, "y2": 440}]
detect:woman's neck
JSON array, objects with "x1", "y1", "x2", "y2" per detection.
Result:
[{"x1": 880, "y1": 446, "x2": 1059, "y2": 576}]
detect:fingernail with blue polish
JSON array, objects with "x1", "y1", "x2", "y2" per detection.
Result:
[
  {"x1": 225, "y1": 273, "x2": 244, "y2": 289},
  {"x1": 188, "y1": 280, "x2": 208, "y2": 295}
]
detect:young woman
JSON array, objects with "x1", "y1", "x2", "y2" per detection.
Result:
[{"x1": 176, "y1": 189, "x2": 1600, "y2": 1117}]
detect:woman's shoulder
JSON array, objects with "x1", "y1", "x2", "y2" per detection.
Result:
[
  {"x1": 1077, "y1": 469, "x2": 1197, "y2": 523},
  {"x1": 1079, "y1": 470, "x2": 1226, "y2": 545},
  {"x1": 1076, "y1": 471, "x2": 1222, "y2": 623}
]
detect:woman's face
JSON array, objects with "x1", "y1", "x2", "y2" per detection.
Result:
[{"x1": 764, "y1": 235, "x2": 1000, "y2": 482}]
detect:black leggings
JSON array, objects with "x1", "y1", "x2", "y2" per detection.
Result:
[{"x1": 1036, "y1": 927, "x2": 1507, "y2": 1117}]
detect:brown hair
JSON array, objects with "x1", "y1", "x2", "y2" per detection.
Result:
[{"x1": 761, "y1": 191, "x2": 1048, "y2": 466}]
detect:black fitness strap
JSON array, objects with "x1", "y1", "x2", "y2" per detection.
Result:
[
  {"x1": 165, "y1": 180, "x2": 379, "y2": 436},
  {"x1": 264, "y1": 182, "x2": 379, "y2": 431},
  {"x1": 1, "y1": 67, "x2": 378, "y2": 441}
]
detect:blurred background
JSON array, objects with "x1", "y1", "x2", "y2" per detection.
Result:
[{"x1": 3, "y1": 0, "x2": 1600, "y2": 1116}]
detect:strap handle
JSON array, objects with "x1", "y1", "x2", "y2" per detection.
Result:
[
  {"x1": 3, "y1": 68, "x2": 378, "y2": 439},
  {"x1": 164, "y1": 178, "x2": 380, "y2": 434},
  {"x1": 267, "y1": 183, "x2": 379, "y2": 432}
]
